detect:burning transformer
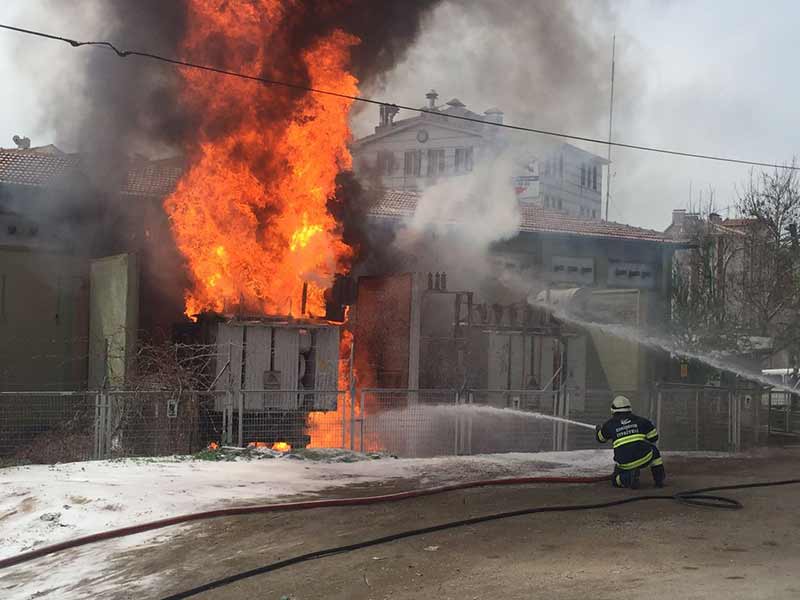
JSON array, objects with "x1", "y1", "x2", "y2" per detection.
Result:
[{"x1": 190, "y1": 314, "x2": 342, "y2": 447}]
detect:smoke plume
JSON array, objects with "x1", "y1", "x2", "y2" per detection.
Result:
[{"x1": 353, "y1": 0, "x2": 629, "y2": 144}]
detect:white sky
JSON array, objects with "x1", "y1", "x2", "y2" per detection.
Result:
[{"x1": 0, "y1": 0, "x2": 798, "y2": 231}]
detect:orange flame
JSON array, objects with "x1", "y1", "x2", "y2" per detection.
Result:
[
  {"x1": 164, "y1": 1, "x2": 358, "y2": 318},
  {"x1": 307, "y1": 327, "x2": 353, "y2": 448},
  {"x1": 271, "y1": 441, "x2": 292, "y2": 453}
]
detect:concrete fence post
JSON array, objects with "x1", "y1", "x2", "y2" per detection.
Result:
[
  {"x1": 656, "y1": 390, "x2": 663, "y2": 449},
  {"x1": 237, "y1": 391, "x2": 243, "y2": 447},
  {"x1": 695, "y1": 390, "x2": 700, "y2": 451}
]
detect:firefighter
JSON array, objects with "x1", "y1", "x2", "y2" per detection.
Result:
[{"x1": 595, "y1": 395, "x2": 665, "y2": 489}]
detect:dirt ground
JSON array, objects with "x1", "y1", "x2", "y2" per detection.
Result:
[{"x1": 15, "y1": 449, "x2": 800, "y2": 599}]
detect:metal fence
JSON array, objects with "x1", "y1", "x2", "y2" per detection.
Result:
[
  {"x1": 0, "y1": 391, "x2": 98, "y2": 463},
  {"x1": 350, "y1": 386, "x2": 769, "y2": 458},
  {"x1": 0, "y1": 389, "x2": 347, "y2": 464},
  {"x1": 1, "y1": 384, "x2": 782, "y2": 465},
  {"x1": 767, "y1": 390, "x2": 800, "y2": 438},
  {"x1": 353, "y1": 388, "x2": 566, "y2": 457},
  {"x1": 653, "y1": 385, "x2": 765, "y2": 452}
]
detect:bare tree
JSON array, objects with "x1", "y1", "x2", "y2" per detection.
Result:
[
  {"x1": 736, "y1": 163, "x2": 800, "y2": 365},
  {"x1": 670, "y1": 203, "x2": 745, "y2": 352}
]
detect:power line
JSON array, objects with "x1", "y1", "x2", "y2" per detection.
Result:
[{"x1": 1, "y1": 22, "x2": 798, "y2": 172}]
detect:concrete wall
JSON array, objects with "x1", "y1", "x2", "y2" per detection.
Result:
[
  {"x1": 0, "y1": 248, "x2": 89, "y2": 390},
  {"x1": 88, "y1": 253, "x2": 139, "y2": 388}
]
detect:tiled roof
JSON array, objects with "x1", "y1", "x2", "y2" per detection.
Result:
[
  {"x1": 0, "y1": 150, "x2": 182, "y2": 197},
  {"x1": 0, "y1": 150, "x2": 81, "y2": 187},
  {"x1": 721, "y1": 218, "x2": 757, "y2": 228},
  {"x1": 122, "y1": 162, "x2": 183, "y2": 197},
  {"x1": 372, "y1": 189, "x2": 676, "y2": 243}
]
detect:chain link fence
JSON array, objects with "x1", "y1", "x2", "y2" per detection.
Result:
[
  {"x1": 0, "y1": 389, "x2": 347, "y2": 464},
  {"x1": 352, "y1": 386, "x2": 769, "y2": 458},
  {"x1": 653, "y1": 385, "x2": 767, "y2": 452},
  {"x1": 0, "y1": 392, "x2": 98, "y2": 464},
  {"x1": 767, "y1": 390, "x2": 800, "y2": 438},
  {"x1": 356, "y1": 389, "x2": 459, "y2": 457},
  {"x1": 1, "y1": 384, "x2": 780, "y2": 465}
]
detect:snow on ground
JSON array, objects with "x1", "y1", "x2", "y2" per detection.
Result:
[{"x1": 1, "y1": 448, "x2": 724, "y2": 599}]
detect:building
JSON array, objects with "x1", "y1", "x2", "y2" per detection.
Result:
[
  {"x1": 351, "y1": 90, "x2": 608, "y2": 219},
  {"x1": 357, "y1": 189, "x2": 682, "y2": 421},
  {"x1": 0, "y1": 146, "x2": 183, "y2": 390}
]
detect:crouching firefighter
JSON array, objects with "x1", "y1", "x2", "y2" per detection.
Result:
[{"x1": 595, "y1": 395, "x2": 665, "y2": 489}]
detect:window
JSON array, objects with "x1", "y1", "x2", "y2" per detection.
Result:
[
  {"x1": 544, "y1": 195, "x2": 550, "y2": 208},
  {"x1": 455, "y1": 147, "x2": 474, "y2": 172},
  {"x1": 404, "y1": 150, "x2": 422, "y2": 176},
  {"x1": 551, "y1": 256, "x2": 595, "y2": 284},
  {"x1": 544, "y1": 159, "x2": 551, "y2": 176},
  {"x1": 377, "y1": 151, "x2": 395, "y2": 175},
  {"x1": 559, "y1": 154, "x2": 564, "y2": 178},
  {"x1": 557, "y1": 198, "x2": 563, "y2": 210},
  {"x1": 592, "y1": 165, "x2": 598, "y2": 191},
  {"x1": 426, "y1": 149, "x2": 445, "y2": 176},
  {"x1": 607, "y1": 261, "x2": 657, "y2": 289},
  {"x1": 592, "y1": 210, "x2": 597, "y2": 219},
  {"x1": 580, "y1": 164, "x2": 586, "y2": 187}
]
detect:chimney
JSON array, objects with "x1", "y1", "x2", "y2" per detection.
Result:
[
  {"x1": 425, "y1": 89, "x2": 438, "y2": 109},
  {"x1": 12, "y1": 135, "x2": 31, "y2": 150},
  {"x1": 484, "y1": 107, "x2": 504, "y2": 124},
  {"x1": 672, "y1": 209, "x2": 687, "y2": 230},
  {"x1": 377, "y1": 104, "x2": 400, "y2": 129}
]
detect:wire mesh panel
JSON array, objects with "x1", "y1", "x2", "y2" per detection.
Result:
[
  {"x1": 656, "y1": 387, "x2": 733, "y2": 452},
  {"x1": 768, "y1": 390, "x2": 800, "y2": 436},
  {"x1": 358, "y1": 389, "x2": 458, "y2": 457},
  {"x1": 237, "y1": 390, "x2": 346, "y2": 449},
  {"x1": 103, "y1": 391, "x2": 217, "y2": 458},
  {"x1": 464, "y1": 390, "x2": 559, "y2": 454},
  {"x1": 0, "y1": 392, "x2": 98, "y2": 464}
]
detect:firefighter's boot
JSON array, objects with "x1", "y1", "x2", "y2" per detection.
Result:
[{"x1": 652, "y1": 464, "x2": 666, "y2": 488}]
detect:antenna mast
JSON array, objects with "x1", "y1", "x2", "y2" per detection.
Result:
[{"x1": 604, "y1": 34, "x2": 616, "y2": 221}]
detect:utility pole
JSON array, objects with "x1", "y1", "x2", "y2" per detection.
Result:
[{"x1": 604, "y1": 34, "x2": 616, "y2": 221}]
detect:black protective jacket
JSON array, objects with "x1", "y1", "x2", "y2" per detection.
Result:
[{"x1": 596, "y1": 413, "x2": 659, "y2": 470}]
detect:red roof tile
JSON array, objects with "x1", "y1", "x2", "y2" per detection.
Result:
[
  {"x1": 0, "y1": 150, "x2": 182, "y2": 197},
  {"x1": 0, "y1": 150, "x2": 81, "y2": 187},
  {"x1": 122, "y1": 163, "x2": 183, "y2": 197},
  {"x1": 372, "y1": 189, "x2": 675, "y2": 243}
]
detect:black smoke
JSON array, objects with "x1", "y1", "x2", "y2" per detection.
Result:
[{"x1": 20, "y1": 0, "x2": 442, "y2": 329}]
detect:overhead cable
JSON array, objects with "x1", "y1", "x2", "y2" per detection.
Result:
[{"x1": 1, "y1": 23, "x2": 797, "y2": 171}]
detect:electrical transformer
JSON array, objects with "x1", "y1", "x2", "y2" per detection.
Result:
[{"x1": 213, "y1": 318, "x2": 340, "y2": 412}]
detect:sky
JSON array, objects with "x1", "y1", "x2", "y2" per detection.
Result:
[{"x1": 0, "y1": 0, "x2": 798, "y2": 231}]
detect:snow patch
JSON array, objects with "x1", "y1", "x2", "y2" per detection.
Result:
[{"x1": 0, "y1": 449, "x2": 618, "y2": 598}]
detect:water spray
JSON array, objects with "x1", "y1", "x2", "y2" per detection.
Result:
[
  {"x1": 528, "y1": 298, "x2": 797, "y2": 395},
  {"x1": 445, "y1": 403, "x2": 597, "y2": 430}
]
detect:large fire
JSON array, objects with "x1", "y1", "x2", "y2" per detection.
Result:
[
  {"x1": 164, "y1": 1, "x2": 358, "y2": 318},
  {"x1": 307, "y1": 327, "x2": 354, "y2": 448}
]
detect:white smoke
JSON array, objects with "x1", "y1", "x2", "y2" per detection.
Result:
[
  {"x1": 390, "y1": 151, "x2": 521, "y2": 289},
  {"x1": 413, "y1": 153, "x2": 519, "y2": 243}
]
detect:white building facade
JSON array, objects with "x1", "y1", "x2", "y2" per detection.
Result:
[{"x1": 351, "y1": 90, "x2": 608, "y2": 219}]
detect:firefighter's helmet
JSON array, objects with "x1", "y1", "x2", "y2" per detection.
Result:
[{"x1": 611, "y1": 395, "x2": 632, "y2": 414}]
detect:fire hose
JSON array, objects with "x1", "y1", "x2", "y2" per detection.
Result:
[{"x1": 1, "y1": 476, "x2": 798, "y2": 598}]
